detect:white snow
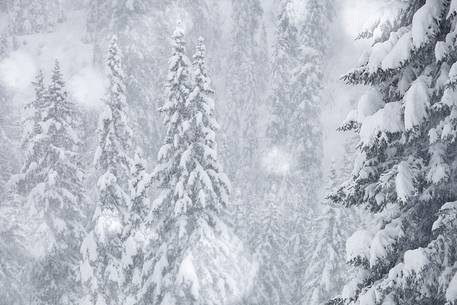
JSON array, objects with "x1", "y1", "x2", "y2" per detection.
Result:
[
  {"x1": 81, "y1": 232, "x2": 98, "y2": 262},
  {"x1": 382, "y1": 30, "x2": 412, "y2": 70},
  {"x1": 0, "y1": 51, "x2": 37, "y2": 90},
  {"x1": 80, "y1": 257, "x2": 94, "y2": 283},
  {"x1": 122, "y1": 235, "x2": 138, "y2": 267},
  {"x1": 359, "y1": 101, "x2": 404, "y2": 146},
  {"x1": 403, "y1": 248, "x2": 429, "y2": 275},
  {"x1": 448, "y1": 62, "x2": 457, "y2": 84},
  {"x1": 358, "y1": 287, "x2": 376, "y2": 305},
  {"x1": 432, "y1": 201, "x2": 457, "y2": 232},
  {"x1": 404, "y1": 77, "x2": 430, "y2": 130},
  {"x1": 177, "y1": 254, "x2": 200, "y2": 299},
  {"x1": 261, "y1": 146, "x2": 292, "y2": 176},
  {"x1": 346, "y1": 230, "x2": 373, "y2": 262},
  {"x1": 427, "y1": 145, "x2": 449, "y2": 184},
  {"x1": 446, "y1": 272, "x2": 457, "y2": 302},
  {"x1": 395, "y1": 161, "x2": 415, "y2": 202},
  {"x1": 450, "y1": 0, "x2": 457, "y2": 18},
  {"x1": 67, "y1": 67, "x2": 106, "y2": 109},
  {"x1": 357, "y1": 89, "x2": 384, "y2": 122},
  {"x1": 369, "y1": 223, "x2": 403, "y2": 267},
  {"x1": 411, "y1": 0, "x2": 444, "y2": 48},
  {"x1": 367, "y1": 29, "x2": 406, "y2": 73},
  {"x1": 95, "y1": 210, "x2": 122, "y2": 243}
]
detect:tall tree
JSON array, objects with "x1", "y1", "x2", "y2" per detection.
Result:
[
  {"x1": 80, "y1": 36, "x2": 132, "y2": 305},
  {"x1": 121, "y1": 150, "x2": 152, "y2": 305},
  {"x1": 30, "y1": 61, "x2": 86, "y2": 305},
  {"x1": 140, "y1": 30, "x2": 232, "y2": 305},
  {"x1": 0, "y1": 39, "x2": 20, "y2": 197},
  {"x1": 301, "y1": 162, "x2": 356, "y2": 305},
  {"x1": 223, "y1": 0, "x2": 268, "y2": 189},
  {"x1": 330, "y1": 1, "x2": 457, "y2": 304},
  {"x1": 0, "y1": 200, "x2": 28, "y2": 305},
  {"x1": 8, "y1": 62, "x2": 86, "y2": 305},
  {"x1": 85, "y1": 0, "x2": 166, "y2": 157},
  {"x1": 0, "y1": 68, "x2": 29, "y2": 303},
  {"x1": 221, "y1": 4, "x2": 271, "y2": 301}
]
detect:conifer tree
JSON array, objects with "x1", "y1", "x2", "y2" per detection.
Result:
[
  {"x1": 85, "y1": 0, "x2": 166, "y2": 157},
  {"x1": 301, "y1": 162, "x2": 356, "y2": 305},
  {"x1": 0, "y1": 62, "x2": 29, "y2": 301},
  {"x1": 121, "y1": 150, "x2": 152, "y2": 305},
  {"x1": 330, "y1": 1, "x2": 457, "y2": 304},
  {"x1": 247, "y1": 181, "x2": 293, "y2": 305},
  {"x1": 0, "y1": 33, "x2": 8, "y2": 59},
  {"x1": 30, "y1": 61, "x2": 86, "y2": 305},
  {"x1": 260, "y1": 0, "x2": 335, "y2": 302},
  {"x1": 141, "y1": 29, "x2": 231, "y2": 305},
  {"x1": 80, "y1": 36, "x2": 132, "y2": 305},
  {"x1": 7, "y1": 62, "x2": 87, "y2": 305},
  {"x1": 224, "y1": 0, "x2": 268, "y2": 188},
  {"x1": 0, "y1": 85, "x2": 19, "y2": 196},
  {"x1": 0, "y1": 201, "x2": 28, "y2": 305}
]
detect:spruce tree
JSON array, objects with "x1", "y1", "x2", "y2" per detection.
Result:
[
  {"x1": 0, "y1": 201, "x2": 28, "y2": 305},
  {"x1": 85, "y1": 0, "x2": 166, "y2": 157},
  {"x1": 0, "y1": 33, "x2": 8, "y2": 59},
  {"x1": 224, "y1": 0, "x2": 268, "y2": 188},
  {"x1": 248, "y1": 181, "x2": 293, "y2": 305},
  {"x1": 330, "y1": 1, "x2": 457, "y2": 304},
  {"x1": 301, "y1": 162, "x2": 356, "y2": 305},
  {"x1": 221, "y1": 3, "x2": 271, "y2": 302},
  {"x1": 80, "y1": 36, "x2": 132, "y2": 305},
  {"x1": 141, "y1": 30, "x2": 231, "y2": 305},
  {"x1": 0, "y1": 57, "x2": 20, "y2": 196},
  {"x1": 0, "y1": 73, "x2": 28, "y2": 303},
  {"x1": 7, "y1": 61, "x2": 87, "y2": 305},
  {"x1": 121, "y1": 150, "x2": 152, "y2": 305}
]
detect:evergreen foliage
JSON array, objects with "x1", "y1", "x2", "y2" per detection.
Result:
[
  {"x1": 330, "y1": 1, "x2": 457, "y2": 304},
  {"x1": 80, "y1": 36, "x2": 132, "y2": 305}
]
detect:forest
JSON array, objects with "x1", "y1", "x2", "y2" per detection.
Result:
[{"x1": 1, "y1": 0, "x2": 457, "y2": 305}]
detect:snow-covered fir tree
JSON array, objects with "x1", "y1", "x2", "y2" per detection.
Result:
[
  {"x1": 0, "y1": 41, "x2": 20, "y2": 197},
  {"x1": 0, "y1": 201, "x2": 28, "y2": 305},
  {"x1": 258, "y1": 0, "x2": 334, "y2": 303},
  {"x1": 223, "y1": 0, "x2": 268, "y2": 189},
  {"x1": 80, "y1": 36, "x2": 132, "y2": 305},
  {"x1": 0, "y1": 33, "x2": 8, "y2": 59},
  {"x1": 0, "y1": 57, "x2": 28, "y2": 302},
  {"x1": 121, "y1": 150, "x2": 152, "y2": 305},
  {"x1": 220, "y1": 3, "x2": 271, "y2": 301},
  {"x1": 293, "y1": 0, "x2": 333, "y2": 208},
  {"x1": 247, "y1": 181, "x2": 293, "y2": 305},
  {"x1": 30, "y1": 61, "x2": 86, "y2": 305},
  {"x1": 8, "y1": 61, "x2": 87, "y2": 305},
  {"x1": 85, "y1": 0, "x2": 167, "y2": 157},
  {"x1": 140, "y1": 29, "x2": 232, "y2": 305},
  {"x1": 265, "y1": 6, "x2": 307, "y2": 303},
  {"x1": 14, "y1": 70, "x2": 47, "y2": 195},
  {"x1": 301, "y1": 162, "x2": 356, "y2": 305},
  {"x1": 330, "y1": 1, "x2": 457, "y2": 304}
]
